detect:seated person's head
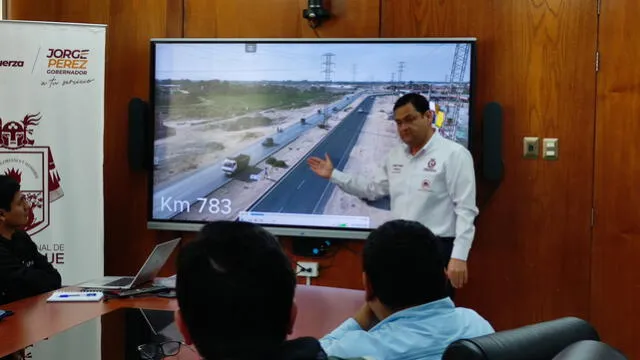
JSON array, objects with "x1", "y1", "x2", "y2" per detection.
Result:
[
  {"x1": 363, "y1": 219, "x2": 447, "y2": 318},
  {"x1": 175, "y1": 221, "x2": 297, "y2": 359},
  {"x1": 0, "y1": 175, "x2": 30, "y2": 230}
]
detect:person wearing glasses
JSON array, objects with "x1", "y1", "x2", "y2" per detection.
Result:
[
  {"x1": 307, "y1": 93, "x2": 478, "y2": 297},
  {"x1": 0, "y1": 174, "x2": 61, "y2": 306},
  {"x1": 0, "y1": 175, "x2": 62, "y2": 360},
  {"x1": 172, "y1": 220, "x2": 369, "y2": 360}
]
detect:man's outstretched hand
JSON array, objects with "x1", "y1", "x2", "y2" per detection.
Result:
[{"x1": 307, "y1": 153, "x2": 334, "y2": 179}]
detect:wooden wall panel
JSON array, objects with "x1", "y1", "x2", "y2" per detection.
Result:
[
  {"x1": 7, "y1": 0, "x2": 109, "y2": 24},
  {"x1": 184, "y1": 0, "x2": 379, "y2": 38},
  {"x1": 102, "y1": 0, "x2": 184, "y2": 277},
  {"x1": 382, "y1": 0, "x2": 597, "y2": 331},
  {"x1": 7, "y1": 0, "x2": 59, "y2": 21},
  {"x1": 591, "y1": 0, "x2": 640, "y2": 357}
]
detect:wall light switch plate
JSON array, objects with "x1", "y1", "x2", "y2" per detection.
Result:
[
  {"x1": 523, "y1": 137, "x2": 539, "y2": 159},
  {"x1": 543, "y1": 138, "x2": 559, "y2": 160}
]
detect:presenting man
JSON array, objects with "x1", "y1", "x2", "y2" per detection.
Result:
[{"x1": 307, "y1": 93, "x2": 478, "y2": 291}]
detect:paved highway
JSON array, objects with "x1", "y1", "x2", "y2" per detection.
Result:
[
  {"x1": 248, "y1": 95, "x2": 376, "y2": 214},
  {"x1": 152, "y1": 93, "x2": 361, "y2": 219}
]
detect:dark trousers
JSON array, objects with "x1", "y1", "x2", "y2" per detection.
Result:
[{"x1": 438, "y1": 236, "x2": 456, "y2": 300}]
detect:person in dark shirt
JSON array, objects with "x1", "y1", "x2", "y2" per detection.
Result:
[
  {"x1": 173, "y1": 221, "x2": 365, "y2": 360},
  {"x1": 0, "y1": 175, "x2": 61, "y2": 306}
]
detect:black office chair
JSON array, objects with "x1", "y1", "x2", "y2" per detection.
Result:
[
  {"x1": 552, "y1": 340, "x2": 627, "y2": 360},
  {"x1": 442, "y1": 317, "x2": 599, "y2": 360}
]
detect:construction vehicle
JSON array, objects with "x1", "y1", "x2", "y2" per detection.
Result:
[
  {"x1": 262, "y1": 137, "x2": 275, "y2": 147},
  {"x1": 221, "y1": 154, "x2": 250, "y2": 176}
]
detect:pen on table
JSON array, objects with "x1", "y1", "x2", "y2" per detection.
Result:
[{"x1": 59, "y1": 293, "x2": 98, "y2": 298}]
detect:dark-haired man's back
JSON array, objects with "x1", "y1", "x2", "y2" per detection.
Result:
[
  {"x1": 174, "y1": 220, "x2": 374, "y2": 360},
  {"x1": 320, "y1": 220, "x2": 493, "y2": 360}
]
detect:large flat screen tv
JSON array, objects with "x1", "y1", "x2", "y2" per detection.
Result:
[{"x1": 148, "y1": 38, "x2": 476, "y2": 239}]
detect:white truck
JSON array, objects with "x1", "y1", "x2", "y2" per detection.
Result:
[{"x1": 221, "y1": 154, "x2": 250, "y2": 176}]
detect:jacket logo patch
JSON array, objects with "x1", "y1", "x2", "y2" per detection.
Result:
[{"x1": 424, "y1": 158, "x2": 437, "y2": 172}]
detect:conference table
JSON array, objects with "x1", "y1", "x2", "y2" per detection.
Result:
[
  {"x1": 0, "y1": 284, "x2": 364, "y2": 359},
  {"x1": 0, "y1": 287, "x2": 196, "y2": 359}
]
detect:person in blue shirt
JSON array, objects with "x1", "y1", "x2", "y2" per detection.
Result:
[{"x1": 320, "y1": 220, "x2": 494, "y2": 360}]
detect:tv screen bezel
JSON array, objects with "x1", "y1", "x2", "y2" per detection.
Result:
[{"x1": 146, "y1": 37, "x2": 477, "y2": 239}]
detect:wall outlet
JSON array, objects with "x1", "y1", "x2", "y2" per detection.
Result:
[
  {"x1": 296, "y1": 262, "x2": 319, "y2": 277},
  {"x1": 523, "y1": 137, "x2": 539, "y2": 159}
]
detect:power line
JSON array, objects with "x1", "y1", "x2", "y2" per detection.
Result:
[
  {"x1": 321, "y1": 53, "x2": 335, "y2": 83},
  {"x1": 397, "y1": 61, "x2": 405, "y2": 83}
]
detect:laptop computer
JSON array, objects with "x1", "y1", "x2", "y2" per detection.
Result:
[{"x1": 77, "y1": 238, "x2": 181, "y2": 290}]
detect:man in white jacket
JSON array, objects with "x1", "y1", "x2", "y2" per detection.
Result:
[{"x1": 307, "y1": 93, "x2": 478, "y2": 293}]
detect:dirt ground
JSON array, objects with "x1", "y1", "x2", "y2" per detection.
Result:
[
  {"x1": 154, "y1": 97, "x2": 353, "y2": 186},
  {"x1": 322, "y1": 95, "x2": 402, "y2": 228},
  {"x1": 174, "y1": 94, "x2": 371, "y2": 221}
]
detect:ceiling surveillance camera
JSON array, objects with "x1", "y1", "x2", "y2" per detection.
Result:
[{"x1": 303, "y1": 0, "x2": 331, "y2": 27}]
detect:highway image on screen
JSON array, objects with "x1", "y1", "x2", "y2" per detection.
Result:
[{"x1": 151, "y1": 42, "x2": 471, "y2": 228}]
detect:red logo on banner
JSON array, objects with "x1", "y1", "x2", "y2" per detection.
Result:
[{"x1": 0, "y1": 113, "x2": 63, "y2": 235}]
